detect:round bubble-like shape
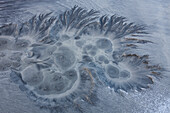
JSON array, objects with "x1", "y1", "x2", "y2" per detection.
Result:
[
  {"x1": 120, "y1": 70, "x2": 130, "y2": 78},
  {"x1": 106, "y1": 65, "x2": 120, "y2": 78},
  {"x1": 21, "y1": 65, "x2": 44, "y2": 86},
  {"x1": 98, "y1": 55, "x2": 106, "y2": 61},
  {"x1": 97, "y1": 55, "x2": 109, "y2": 64},
  {"x1": 54, "y1": 47, "x2": 76, "y2": 70},
  {"x1": 9, "y1": 65, "x2": 96, "y2": 110},
  {"x1": 82, "y1": 55, "x2": 92, "y2": 62},
  {"x1": 0, "y1": 59, "x2": 12, "y2": 71},
  {"x1": 96, "y1": 39, "x2": 112, "y2": 50},
  {"x1": 35, "y1": 73, "x2": 68, "y2": 95},
  {"x1": 0, "y1": 37, "x2": 12, "y2": 51},
  {"x1": 91, "y1": 55, "x2": 156, "y2": 92}
]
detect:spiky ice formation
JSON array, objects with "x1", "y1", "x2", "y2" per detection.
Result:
[
  {"x1": 91, "y1": 54, "x2": 162, "y2": 93},
  {"x1": 0, "y1": 13, "x2": 56, "y2": 72},
  {"x1": 0, "y1": 6, "x2": 163, "y2": 112}
]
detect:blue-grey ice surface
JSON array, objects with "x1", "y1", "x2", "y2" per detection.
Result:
[{"x1": 0, "y1": 0, "x2": 170, "y2": 113}]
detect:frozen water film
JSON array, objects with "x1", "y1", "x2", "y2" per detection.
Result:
[{"x1": 0, "y1": 0, "x2": 170, "y2": 113}]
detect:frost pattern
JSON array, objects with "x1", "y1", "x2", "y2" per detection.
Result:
[{"x1": 0, "y1": 6, "x2": 163, "y2": 112}]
